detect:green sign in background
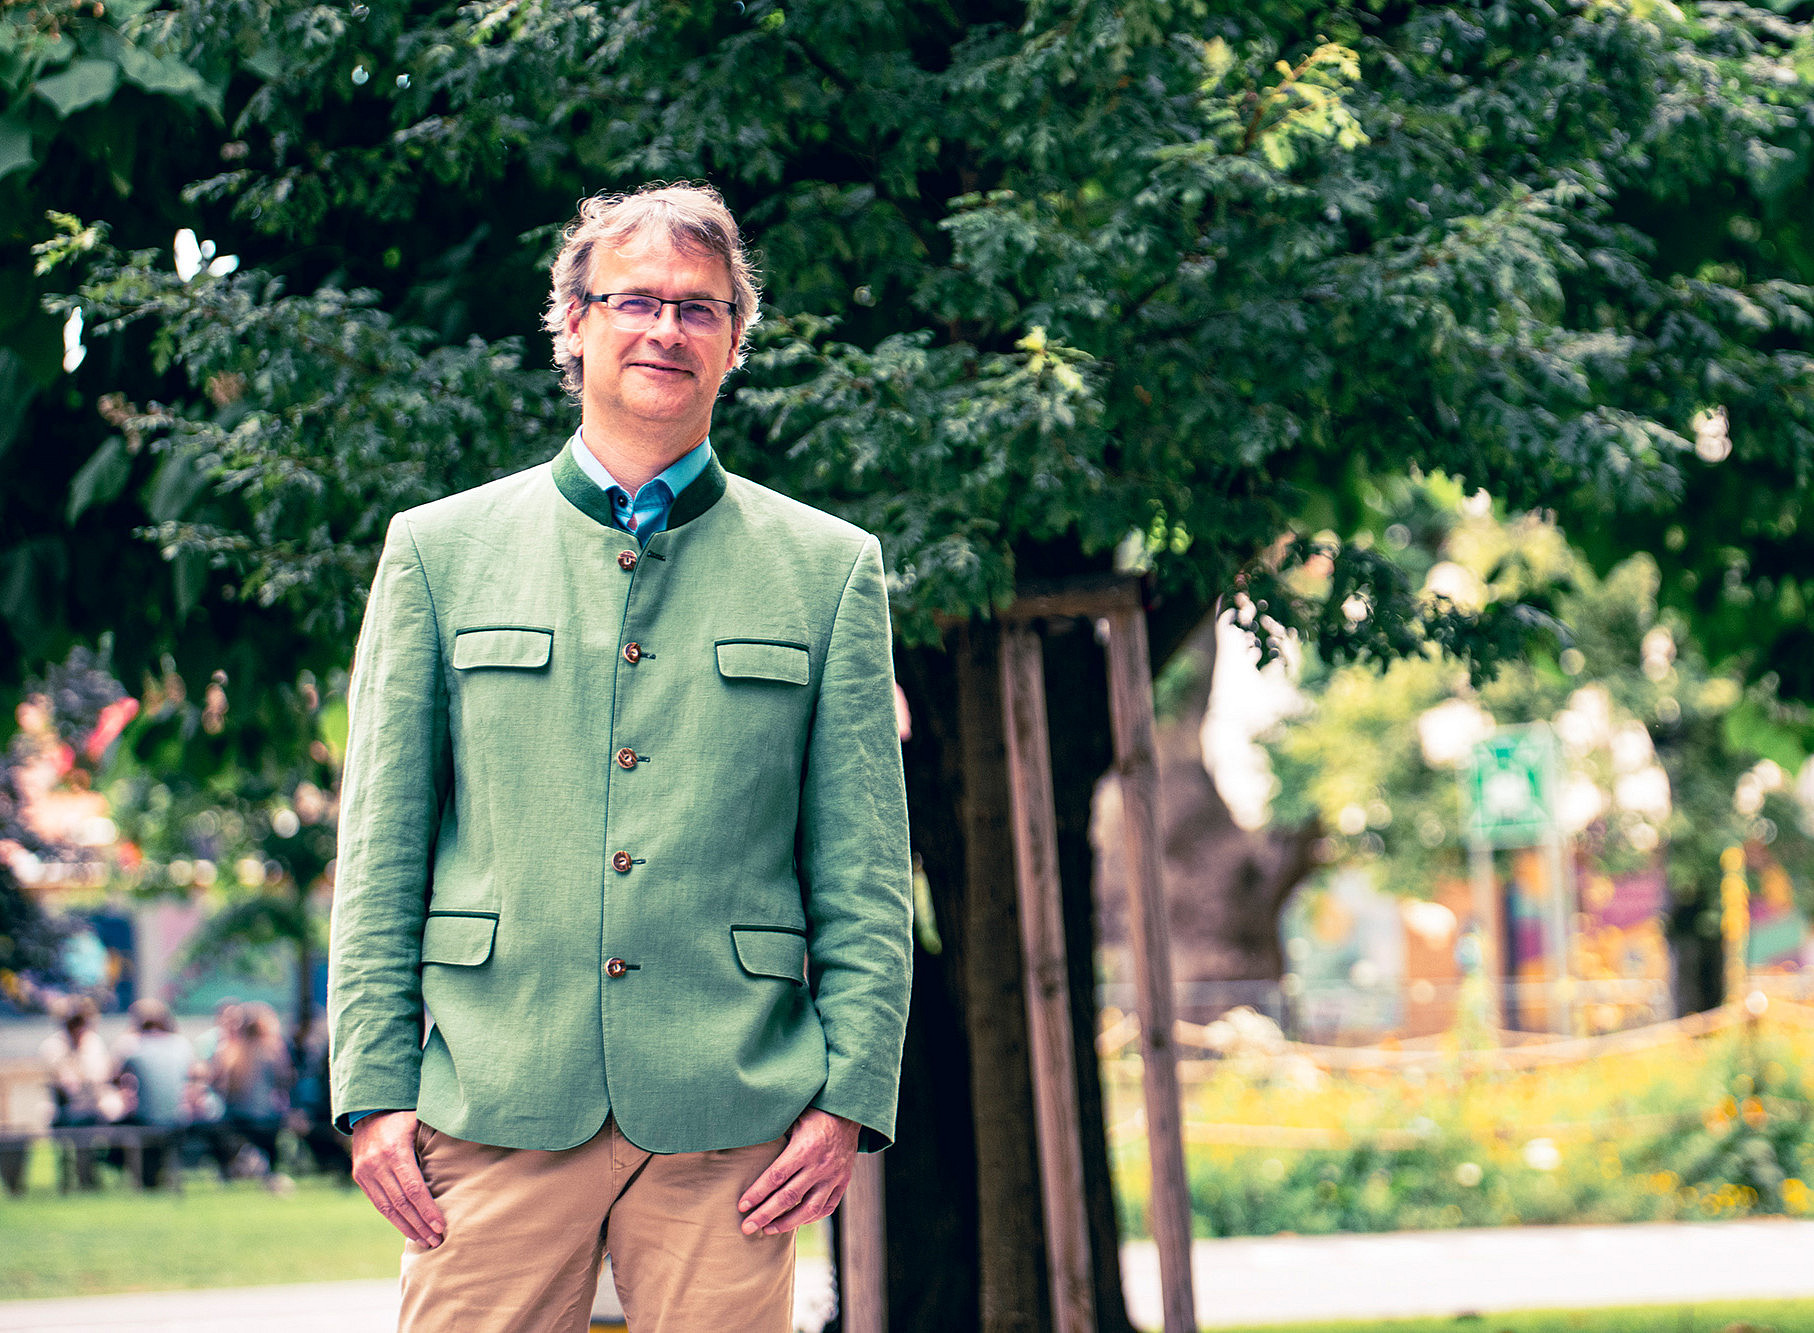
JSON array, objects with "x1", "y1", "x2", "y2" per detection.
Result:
[{"x1": 1462, "y1": 724, "x2": 1560, "y2": 848}]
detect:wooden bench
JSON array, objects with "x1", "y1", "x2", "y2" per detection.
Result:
[
  {"x1": 0, "y1": 1128, "x2": 35, "y2": 1195},
  {"x1": 48, "y1": 1123, "x2": 182, "y2": 1192}
]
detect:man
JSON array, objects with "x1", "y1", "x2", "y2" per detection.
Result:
[{"x1": 328, "y1": 182, "x2": 912, "y2": 1333}]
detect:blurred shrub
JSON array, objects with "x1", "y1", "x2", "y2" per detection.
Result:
[{"x1": 1110, "y1": 1018, "x2": 1814, "y2": 1238}]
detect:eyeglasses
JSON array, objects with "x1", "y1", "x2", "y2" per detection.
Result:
[{"x1": 581, "y1": 292, "x2": 738, "y2": 334}]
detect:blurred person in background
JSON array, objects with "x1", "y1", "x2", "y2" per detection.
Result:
[
  {"x1": 288, "y1": 1011, "x2": 351, "y2": 1177},
  {"x1": 115, "y1": 997, "x2": 195, "y2": 1186},
  {"x1": 39, "y1": 995, "x2": 113, "y2": 1126},
  {"x1": 39, "y1": 995, "x2": 119, "y2": 1187},
  {"x1": 211, "y1": 1000, "x2": 292, "y2": 1179},
  {"x1": 192, "y1": 996, "x2": 240, "y2": 1063}
]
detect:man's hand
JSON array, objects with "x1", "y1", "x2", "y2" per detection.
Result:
[
  {"x1": 351, "y1": 1110, "x2": 446, "y2": 1247},
  {"x1": 737, "y1": 1109, "x2": 860, "y2": 1236}
]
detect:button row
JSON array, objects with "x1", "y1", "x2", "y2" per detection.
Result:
[{"x1": 607, "y1": 551, "x2": 644, "y2": 981}]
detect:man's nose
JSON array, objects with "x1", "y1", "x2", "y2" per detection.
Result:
[{"x1": 645, "y1": 304, "x2": 689, "y2": 345}]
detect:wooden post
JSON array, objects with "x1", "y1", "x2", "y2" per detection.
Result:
[
  {"x1": 1103, "y1": 603, "x2": 1197, "y2": 1333},
  {"x1": 839, "y1": 1152, "x2": 887, "y2": 1333},
  {"x1": 1467, "y1": 842, "x2": 1503, "y2": 1031},
  {"x1": 1000, "y1": 622, "x2": 1097, "y2": 1333}
]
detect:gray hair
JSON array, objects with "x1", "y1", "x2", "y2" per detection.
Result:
[{"x1": 544, "y1": 182, "x2": 763, "y2": 397}]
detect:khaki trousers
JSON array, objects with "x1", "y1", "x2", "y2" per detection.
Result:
[{"x1": 398, "y1": 1118, "x2": 794, "y2": 1333}]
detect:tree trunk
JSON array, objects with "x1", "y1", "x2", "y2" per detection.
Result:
[
  {"x1": 1668, "y1": 904, "x2": 1724, "y2": 1014},
  {"x1": 1042, "y1": 618, "x2": 1139, "y2": 1333},
  {"x1": 886, "y1": 616, "x2": 1141, "y2": 1333},
  {"x1": 1093, "y1": 615, "x2": 1318, "y2": 1004},
  {"x1": 952, "y1": 620, "x2": 1049, "y2": 1333},
  {"x1": 886, "y1": 635, "x2": 982, "y2": 1333}
]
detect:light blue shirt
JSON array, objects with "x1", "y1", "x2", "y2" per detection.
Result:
[{"x1": 567, "y1": 433, "x2": 712, "y2": 545}]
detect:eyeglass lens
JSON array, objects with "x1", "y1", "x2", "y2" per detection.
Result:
[{"x1": 601, "y1": 295, "x2": 731, "y2": 332}]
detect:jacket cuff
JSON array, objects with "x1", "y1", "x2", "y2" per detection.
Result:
[{"x1": 334, "y1": 1106, "x2": 411, "y2": 1135}]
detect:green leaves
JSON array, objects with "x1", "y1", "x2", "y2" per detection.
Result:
[
  {"x1": 0, "y1": 116, "x2": 32, "y2": 180},
  {"x1": 32, "y1": 57, "x2": 116, "y2": 117},
  {"x1": 63, "y1": 232, "x2": 564, "y2": 636},
  {"x1": 64, "y1": 435, "x2": 130, "y2": 523},
  {"x1": 114, "y1": 40, "x2": 217, "y2": 111}
]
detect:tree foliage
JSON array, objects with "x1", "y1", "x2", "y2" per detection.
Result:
[{"x1": 4, "y1": 0, "x2": 1811, "y2": 683}]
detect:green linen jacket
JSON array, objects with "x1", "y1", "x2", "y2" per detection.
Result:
[{"x1": 326, "y1": 445, "x2": 913, "y2": 1154}]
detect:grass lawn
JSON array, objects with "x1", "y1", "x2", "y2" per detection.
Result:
[
  {"x1": 0, "y1": 1144, "x2": 399, "y2": 1299},
  {"x1": 0, "y1": 1141, "x2": 828, "y2": 1302},
  {"x1": 1211, "y1": 1300, "x2": 1814, "y2": 1331}
]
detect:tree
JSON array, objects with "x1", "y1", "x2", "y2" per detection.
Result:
[
  {"x1": 1, "y1": 1, "x2": 230, "y2": 688},
  {"x1": 7, "y1": 2, "x2": 1814, "y2": 1329}
]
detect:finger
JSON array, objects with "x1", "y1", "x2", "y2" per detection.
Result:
[
  {"x1": 375, "y1": 1169, "x2": 442, "y2": 1246},
  {"x1": 369, "y1": 1187, "x2": 435, "y2": 1246},
  {"x1": 738, "y1": 1144, "x2": 810, "y2": 1215},
  {"x1": 362, "y1": 1149, "x2": 444, "y2": 1246},
  {"x1": 740, "y1": 1167, "x2": 813, "y2": 1234},
  {"x1": 758, "y1": 1183, "x2": 841, "y2": 1236},
  {"x1": 356, "y1": 1165, "x2": 427, "y2": 1245},
  {"x1": 395, "y1": 1161, "x2": 448, "y2": 1238}
]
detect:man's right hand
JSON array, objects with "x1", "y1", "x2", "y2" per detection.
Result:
[{"x1": 351, "y1": 1110, "x2": 446, "y2": 1247}]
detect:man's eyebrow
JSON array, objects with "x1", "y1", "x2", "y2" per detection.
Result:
[{"x1": 616, "y1": 286, "x2": 733, "y2": 302}]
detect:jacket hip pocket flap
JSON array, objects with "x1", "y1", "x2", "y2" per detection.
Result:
[
  {"x1": 731, "y1": 926, "x2": 808, "y2": 983},
  {"x1": 453, "y1": 627, "x2": 552, "y2": 670},
  {"x1": 715, "y1": 640, "x2": 809, "y2": 685},
  {"x1": 421, "y1": 913, "x2": 498, "y2": 966}
]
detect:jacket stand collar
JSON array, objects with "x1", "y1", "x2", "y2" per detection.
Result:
[{"x1": 551, "y1": 440, "x2": 728, "y2": 532}]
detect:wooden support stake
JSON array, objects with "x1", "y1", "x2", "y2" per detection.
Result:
[
  {"x1": 1467, "y1": 842, "x2": 1504, "y2": 1032},
  {"x1": 839, "y1": 1152, "x2": 887, "y2": 1333},
  {"x1": 1000, "y1": 622, "x2": 1097, "y2": 1333},
  {"x1": 1103, "y1": 604, "x2": 1197, "y2": 1333}
]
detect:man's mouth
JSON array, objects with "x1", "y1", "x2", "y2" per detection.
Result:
[{"x1": 630, "y1": 361, "x2": 693, "y2": 376}]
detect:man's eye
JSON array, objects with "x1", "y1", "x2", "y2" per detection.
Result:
[
  {"x1": 679, "y1": 302, "x2": 719, "y2": 320},
  {"x1": 616, "y1": 297, "x2": 661, "y2": 315}
]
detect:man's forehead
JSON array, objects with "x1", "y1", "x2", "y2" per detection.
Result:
[{"x1": 588, "y1": 231, "x2": 732, "y2": 291}]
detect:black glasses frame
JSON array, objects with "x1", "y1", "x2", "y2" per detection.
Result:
[{"x1": 581, "y1": 292, "x2": 738, "y2": 329}]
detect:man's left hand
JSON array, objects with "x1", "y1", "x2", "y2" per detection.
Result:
[{"x1": 737, "y1": 1108, "x2": 860, "y2": 1236}]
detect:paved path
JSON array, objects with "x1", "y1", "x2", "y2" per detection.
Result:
[
  {"x1": 5, "y1": 1221, "x2": 1814, "y2": 1331},
  {"x1": 1129, "y1": 1218, "x2": 1814, "y2": 1328},
  {"x1": 0, "y1": 1260, "x2": 834, "y2": 1333}
]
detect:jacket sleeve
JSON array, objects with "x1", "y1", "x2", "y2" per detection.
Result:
[
  {"x1": 327, "y1": 513, "x2": 451, "y2": 1131},
  {"x1": 799, "y1": 536, "x2": 913, "y2": 1151}
]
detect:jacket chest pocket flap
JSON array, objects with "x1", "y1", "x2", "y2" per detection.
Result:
[
  {"x1": 421, "y1": 912, "x2": 498, "y2": 966},
  {"x1": 453, "y1": 627, "x2": 552, "y2": 670},
  {"x1": 732, "y1": 926, "x2": 808, "y2": 984},
  {"x1": 715, "y1": 639, "x2": 809, "y2": 685}
]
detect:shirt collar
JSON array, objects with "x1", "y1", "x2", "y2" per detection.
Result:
[{"x1": 567, "y1": 432, "x2": 713, "y2": 503}]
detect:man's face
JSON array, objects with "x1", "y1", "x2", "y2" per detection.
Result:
[{"x1": 563, "y1": 233, "x2": 740, "y2": 444}]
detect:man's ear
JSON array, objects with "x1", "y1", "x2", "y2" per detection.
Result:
[{"x1": 564, "y1": 300, "x2": 586, "y2": 359}]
